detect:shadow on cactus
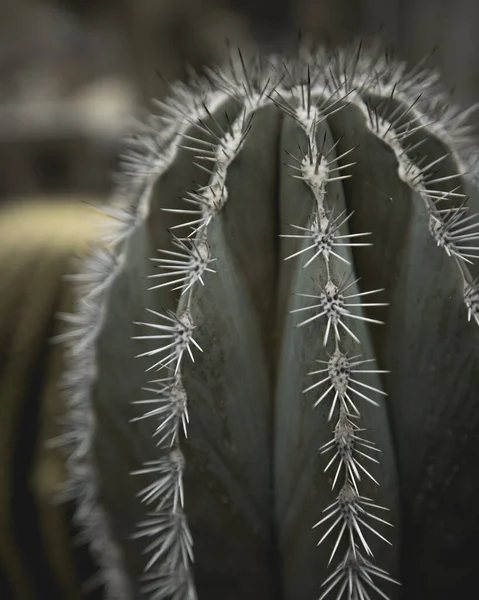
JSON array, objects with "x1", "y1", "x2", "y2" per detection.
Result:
[{"x1": 56, "y1": 42, "x2": 479, "y2": 600}]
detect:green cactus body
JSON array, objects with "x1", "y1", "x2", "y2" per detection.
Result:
[{"x1": 56, "y1": 45, "x2": 479, "y2": 600}]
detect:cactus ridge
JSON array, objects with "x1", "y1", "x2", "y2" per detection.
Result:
[
  {"x1": 52, "y1": 248, "x2": 133, "y2": 596},
  {"x1": 54, "y1": 42, "x2": 479, "y2": 600}
]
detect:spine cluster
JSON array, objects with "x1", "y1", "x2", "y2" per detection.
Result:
[
  {"x1": 280, "y1": 78, "x2": 399, "y2": 598},
  {"x1": 54, "y1": 46, "x2": 479, "y2": 600},
  {"x1": 130, "y1": 68, "x2": 271, "y2": 599},
  {"x1": 355, "y1": 90, "x2": 479, "y2": 308}
]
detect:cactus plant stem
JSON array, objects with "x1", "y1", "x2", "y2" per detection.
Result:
[{"x1": 54, "y1": 43, "x2": 479, "y2": 600}]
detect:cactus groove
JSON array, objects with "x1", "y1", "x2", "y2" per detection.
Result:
[{"x1": 56, "y1": 43, "x2": 479, "y2": 600}]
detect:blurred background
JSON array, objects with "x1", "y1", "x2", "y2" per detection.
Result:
[
  {"x1": 0, "y1": 4, "x2": 478, "y2": 599},
  {"x1": 0, "y1": 0, "x2": 478, "y2": 203}
]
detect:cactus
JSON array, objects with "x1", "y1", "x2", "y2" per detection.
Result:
[{"x1": 56, "y1": 43, "x2": 479, "y2": 600}]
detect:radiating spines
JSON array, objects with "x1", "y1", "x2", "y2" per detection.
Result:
[
  {"x1": 318, "y1": 546, "x2": 401, "y2": 600},
  {"x1": 320, "y1": 409, "x2": 382, "y2": 491},
  {"x1": 304, "y1": 349, "x2": 389, "y2": 416},
  {"x1": 268, "y1": 51, "x2": 362, "y2": 136},
  {"x1": 207, "y1": 47, "x2": 279, "y2": 111},
  {"x1": 119, "y1": 120, "x2": 179, "y2": 189},
  {"x1": 336, "y1": 42, "x2": 472, "y2": 165},
  {"x1": 133, "y1": 75, "x2": 255, "y2": 600},
  {"x1": 116, "y1": 78, "x2": 230, "y2": 205},
  {"x1": 356, "y1": 82, "x2": 479, "y2": 331},
  {"x1": 357, "y1": 91, "x2": 468, "y2": 204},
  {"x1": 148, "y1": 234, "x2": 217, "y2": 293},
  {"x1": 162, "y1": 103, "x2": 254, "y2": 243},
  {"x1": 300, "y1": 142, "x2": 356, "y2": 189},
  {"x1": 464, "y1": 278, "x2": 479, "y2": 325},
  {"x1": 428, "y1": 204, "x2": 479, "y2": 264},
  {"x1": 285, "y1": 133, "x2": 356, "y2": 195},
  {"x1": 356, "y1": 94, "x2": 432, "y2": 196},
  {"x1": 142, "y1": 564, "x2": 197, "y2": 600},
  {"x1": 118, "y1": 41, "x2": 479, "y2": 208},
  {"x1": 276, "y1": 61, "x2": 396, "y2": 599},
  {"x1": 282, "y1": 206, "x2": 371, "y2": 268},
  {"x1": 272, "y1": 81, "x2": 320, "y2": 133},
  {"x1": 132, "y1": 375, "x2": 189, "y2": 447},
  {"x1": 313, "y1": 482, "x2": 393, "y2": 565},
  {"x1": 183, "y1": 104, "x2": 253, "y2": 174},
  {"x1": 133, "y1": 448, "x2": 185, "y2": 512},
  {"x1": 134, "y1": 509, "x2": 194, "y2": 573},
  {"x1": 132, "y1": 444, "x2": 194, "y2": 595},
  {"x1": 292, "y1": 277, "x2": 387, "y2": 345},
  {"x1": 134, "y1": 309, "x2": 202, "y2": 373},
  {"x1": 403, "y1": 153, "x2": 465, "y2": 199},
  {"x1": 381, "y1": 94, "x2": 466, "y2": 195},
  {"x1": 361, "y1": 88, "x2": 429, "y2": 146},
  {"x1": 327, "y1": 42, "x2": 383, "y2": 95},
  {"x1": 163, "y1": 182, "x2": 228, "y2": 236},
  {"x1": 152, "y1": 76, "x2": 224, "y2": 129},
  {"x1": 132, "y1": 438, "x2": 195, "y2": 597}
]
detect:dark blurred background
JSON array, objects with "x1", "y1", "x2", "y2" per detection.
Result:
[
  {"x1": 0, "y1": 5, "x2": 478, "y2": 599},
  {"x1": 0, "y1": 0, "x2": 478, "y2": 202}
]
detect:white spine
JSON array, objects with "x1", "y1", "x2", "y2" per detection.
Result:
[
  {"x1": 131, "y1": 73, "x2": 272, "y2": 598},
  {"x1": 278, "y1": 77, "x2": 398, "y2": 599}
]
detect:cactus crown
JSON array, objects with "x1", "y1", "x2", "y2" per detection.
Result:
[{"x1": 56, "y1": 42, "x2": 479, "y2": 600}]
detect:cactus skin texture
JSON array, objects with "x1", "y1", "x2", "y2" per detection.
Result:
[{"x1": 56, "y1": 43, "x2": 479, "y2": 600}]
